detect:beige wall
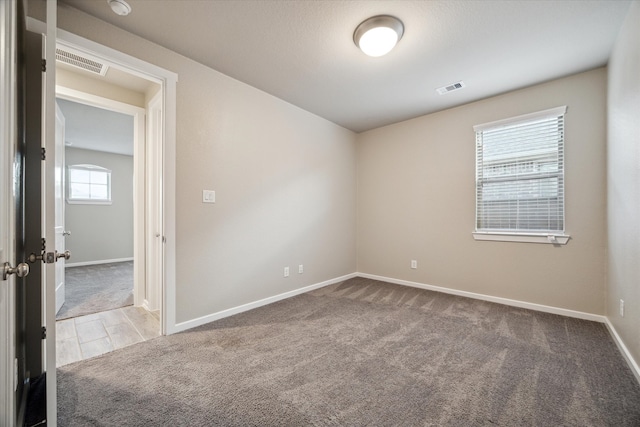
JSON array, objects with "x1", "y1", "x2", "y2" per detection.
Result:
[
  {"x1": 58, "y1": 5, "x2": 357, "y2": 324},
  {"x1": 65, "y1": 148, "x2": 134, "y2": 264},
  {"x1": 607, "y1": 2, "x2": 640, "y2": 367},
  {"x1": 357, "y1": 68, "x2": 607, "y2": 314}
]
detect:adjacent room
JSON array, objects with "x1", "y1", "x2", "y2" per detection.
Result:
[{"x1": 51, "y1": 0, "x2": 640, "y2": 425}]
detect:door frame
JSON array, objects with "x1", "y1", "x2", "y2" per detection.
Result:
[
  {"x1": 55, "y1": 86, "x2": 147, "y2": 310},
  {"x1": 0, "y1": 0, "x2": 18, "y2": 424},
  {"x1": 54, "y1": 29, "x2": 178, "y2": 338}
]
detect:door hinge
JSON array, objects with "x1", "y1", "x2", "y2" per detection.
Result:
[
  {"x1": 41, "y1": 59, "x2": 46, "y2": 72},
  {"x1": 41, "y1": 326, "x2": 46, "y2": 339},
  {"x1": 41, "y1": 147, "x2": 46, "y2": 160}
]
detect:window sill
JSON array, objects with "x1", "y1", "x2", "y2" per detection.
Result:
[
  {"x1": 67, "y1": 199, "x2": 113, "y2": 206},
  {"x1": 472, "y1": 232, "x2": 570, "y2": 245}
]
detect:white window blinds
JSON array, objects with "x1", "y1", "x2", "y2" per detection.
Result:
[{"x1": 474, "y1": 106, "x2": 566, "y2": 234}]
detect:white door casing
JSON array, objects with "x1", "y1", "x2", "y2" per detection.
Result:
[
  {"x1": 146, "y1": 90, "x2": 163, "y2": 311},
  {"x1": 54, "y1": 102, "x2": 65, "y2": 314},
  {"x1": 0, "y1": 0, "x2": 17, "y2": 424},
  {"x1": 42, "y1": 0, "x2": 58, "y2": 424}
]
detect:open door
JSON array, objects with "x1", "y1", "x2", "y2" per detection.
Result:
[
  {"x1": 0, "y1": 1, "x2": 52, "y2": 425},
  {"x1": 1, "y1": 0, "x2": 58, "y2": 426},
  {"x1": 54, "y1": 102, "x2": 66, "y2": 314}
]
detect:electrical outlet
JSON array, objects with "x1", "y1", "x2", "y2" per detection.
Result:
[
  {"x1": 284, "y1": 267, "x2": 289, "y2": 277},
  {"x1": 298, "y1": 264, "x2": 303, "y2": 274},
  {"x1": 620, "y1": 299, "x2": 625, "y2": 317},
  {"x1": 411, "y1": 260, "x2": 417, "y2": 269}
]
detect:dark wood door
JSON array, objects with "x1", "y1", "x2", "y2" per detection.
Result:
[{"x1": 15, "y1": 0, "x2": 46, "y2": 424}]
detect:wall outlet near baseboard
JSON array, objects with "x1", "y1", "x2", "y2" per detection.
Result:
[
  {"x1": 284, "y1": 267, "x2": 289, "y2": 278},
  {"x1": 411, "y1": 260, "x2": 417, "y2": 269},
  {"x1": 620, "y1": 299, "x2": 624, "y2": 317},
  {"x1": 298, "y1": 264, "x2": 303, "y2": 274}
]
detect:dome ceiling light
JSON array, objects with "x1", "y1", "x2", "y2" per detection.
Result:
[
  {"x1": 353, "y1": 15, "x2": 404, "y2": 57},
  {"x1": 108, "y1": 0, "x2": 132, "y2": 16}
]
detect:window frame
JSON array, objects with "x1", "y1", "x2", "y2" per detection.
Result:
[
  {"x1": 472, "y1": 106, "x2": 570, "y2": 245},
  {"x1": 66, "y1": 163, "x2": 113, "y2": 205}
]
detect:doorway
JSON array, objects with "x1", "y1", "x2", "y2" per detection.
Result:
[
  {"x1": 55, "y1": 98, "x2": 136, "y2": 320},
  {"x1": 54, "y1": 41, "x2": 164, "y2": 365}
]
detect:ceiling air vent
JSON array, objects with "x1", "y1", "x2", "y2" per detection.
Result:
[
  {"x1": 436, "y1": 81, "x2": 465, "y2": 95},
  {"x1": 56, "y1": 47, "x2": 109, "y2": 76}
]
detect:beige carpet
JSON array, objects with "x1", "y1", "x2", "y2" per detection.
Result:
[{"x1": 57, "y1": 277, "x2": 640, "y2": 426}]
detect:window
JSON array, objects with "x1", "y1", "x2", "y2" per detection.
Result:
[
  {"x1": 473, "y1": 106, "x2": 569, "y2": 244},
  {"x1": 67, "y1": 164, "x2": 112, "y2": 204}
]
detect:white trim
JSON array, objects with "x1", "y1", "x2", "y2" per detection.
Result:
[
  {"x1": 66, "y1": 199, "x2": 112, "y2": 205},
  {"x1": 604, "y1": 318, "x2": 640, "y2": 384},
  {"x1": 356, "y1": 273, "x2": 605, "y2": 323},
  {"x1": 472, "y1": 232, "x2": 570, "y2": 245},
  {"x1": 473, "y1": 105, "x2": 567, "y2": 132},
  {"x1": 145, "y1": 91, "x2": 163, "y2": 312},
  {"x1": 161, "y1": 72, "x2": 177, "y2": 336},
  {"x1": 0, "y1": 0, "x2": 16, "y2": 424},
  {"x1": 172, "y1": 273, "x2": 358, "y2": 333},
  {"x1": 65, "y1": 257, "x2": 133, "y2": 268},
  {"x1": 43, "y1": 2, "x2": 58, "y2": 425}
]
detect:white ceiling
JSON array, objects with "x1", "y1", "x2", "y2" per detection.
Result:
[
  {"x1": 59, "y1": 0, "x2": 632, "y2": 133},
  {"x1": 57, "y1": 98, "x2": 134, "y2": 156}
]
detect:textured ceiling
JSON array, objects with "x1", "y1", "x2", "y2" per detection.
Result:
[{"x1": 59, "y1": 0, "x2": 631, "y2": 133}]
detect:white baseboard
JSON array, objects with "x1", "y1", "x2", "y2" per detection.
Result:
[
  {"x1": 171, "y1": 273, "x2": 358, "y2": 333},
  {"x1": 65, "y1": 257, "x2": 133, "y2": 268},
  {"x1": 604, "y1": 318, "x2": 640, "y2": 384},
  {"x1": 357, "y1": 273, "x2": 606, "y2": 323}
]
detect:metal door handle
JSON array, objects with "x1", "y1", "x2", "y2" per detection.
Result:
[
  {"x1": 2, "y1": 262, "x2": 30, "y2": 281},
  {"x1": 62, "y1": 230, "x2": 71, "y2": 236},
  {"x1": 55, "y1": 250, "x2": 71, "y2": 261}
]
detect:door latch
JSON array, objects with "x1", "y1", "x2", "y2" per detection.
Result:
[
  {"x1": 28, "y1": 252, "x2": 45, "y2": 263},
  {"x1": 30, "y1": 250, "x2": 71, "y2": 263},
  {"x1": 55, "y1": 250, "x2": 71, "y2": 261}
]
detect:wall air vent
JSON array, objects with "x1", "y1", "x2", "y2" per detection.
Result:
[
  {"x1": 436, "y1": 81, "x2": 465, "y2": 95},
  {"x1": 55, "y1": 47, "x2": 109, "y2": 76}
]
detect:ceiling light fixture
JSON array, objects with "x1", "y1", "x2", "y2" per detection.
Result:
[
  {"x1": 354, "y1": 15, "x2": 404, "y2": 57},
  {"x1": 107, "y1": 0, "x2": 131, "y2": 16}
]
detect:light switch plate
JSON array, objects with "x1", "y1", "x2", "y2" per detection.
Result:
[{"x1": 202, "y1": 190, "x2": 215, "y2": 203}]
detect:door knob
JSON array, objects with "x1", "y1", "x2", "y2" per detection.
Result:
[
  {"x1": 55, "y1": 250, "x2": 71, "y2": 261},
  {"x1": 2, "y1": 262, "x2": 30, "y2": 281}
]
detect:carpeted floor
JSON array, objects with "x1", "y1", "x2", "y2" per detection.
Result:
[
  {"x1": 57, "y1": 277, "x2": 640, "y2": 426},
  {"x1": 56, "y1": 261, "x2": 134, "y2": 320}
]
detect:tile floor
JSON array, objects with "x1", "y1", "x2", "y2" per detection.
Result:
[{"x1": 56, "y1": 306, "x2": 160, "y2": 367}]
